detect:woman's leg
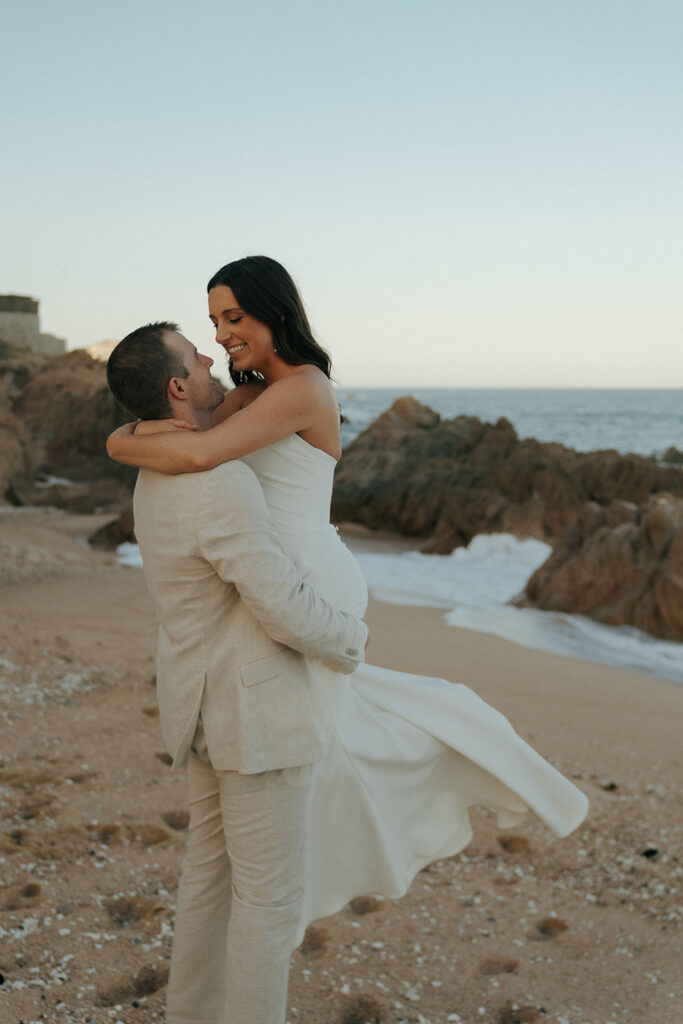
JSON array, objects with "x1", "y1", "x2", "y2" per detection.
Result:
[
  {"x1": 218, "y1": 764, "x2": 312, "y2": 1024},
  {"x1": 166, "y1": 753, "x2": 232, "y2": 1024}
]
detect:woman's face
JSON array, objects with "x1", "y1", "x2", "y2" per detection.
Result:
[{"x1": 208, "y1": 285, "x2": 275, "y2": 374}]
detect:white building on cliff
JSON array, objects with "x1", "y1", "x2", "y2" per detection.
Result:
[{"x1": 0, "y1": 295, "x2": 67, "y2": 355}]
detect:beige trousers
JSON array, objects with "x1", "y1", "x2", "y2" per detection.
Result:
[{"x1": 166, "y1": 723, "x2": 312, "y2": 1024}]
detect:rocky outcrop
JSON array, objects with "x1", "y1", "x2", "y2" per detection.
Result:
[
  {"x1": 0, "y1": 340, "x2": 135, "y2": 505},
  {"x1": 89, "y1": 501, "x2": 135, "y2": 550},
  {"x1": 0, "y1": 409, "x2": 35, "y2": 500},
  {"x1": 521, "y1": 494, "x2": 683, "y2": 641},
  {"x1": 332, "y1": 397, "x2": 683, "y2": 554},
  {"x1": 662, "y1": 446, "x2": 683, "y2": 465},
  {"x1": 11, "y1": 348, "x2": 133, "y2": 483}
]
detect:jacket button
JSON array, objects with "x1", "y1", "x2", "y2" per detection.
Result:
[{"x1": 345, "y1": 648, "x2": 358, "y2": 656}]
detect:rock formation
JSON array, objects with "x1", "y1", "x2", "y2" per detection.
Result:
[
  {"x1": 88, "y1": 501, "x2": 135, "y2": 549},
  {"x1": 521, "y1": 494, "x2": 683, "y2": 641},
  {"x1": 332, "y1": 397, "x2": 683, "y2": 554},
  {"x1": 0, "y1": 339, "x2": 135, "y2": 506}
]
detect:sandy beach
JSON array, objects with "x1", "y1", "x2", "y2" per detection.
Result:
[{"x1": 1, "y1": 508, "x2": 681, "y2": 1024}]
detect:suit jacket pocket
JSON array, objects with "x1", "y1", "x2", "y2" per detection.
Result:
[{"x1": 240, "y1": 649, "x2": 300, "y2": 687}]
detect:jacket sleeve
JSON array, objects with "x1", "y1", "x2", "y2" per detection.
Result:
[{"x1": 197, "y1": 462, "x2": 367, "y2": 674}]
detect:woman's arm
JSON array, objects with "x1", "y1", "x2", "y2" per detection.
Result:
[{"x1": 106, "y1": 373, "x2": 328, "y2": 474}]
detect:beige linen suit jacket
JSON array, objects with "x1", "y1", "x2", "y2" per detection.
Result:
[{"x1": 133, "y1": 460, "x2": 367, "y2": 773}]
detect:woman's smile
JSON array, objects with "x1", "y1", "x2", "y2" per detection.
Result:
[{"x1": 208, "y1": 284, "x2": 275, "y2": 373}]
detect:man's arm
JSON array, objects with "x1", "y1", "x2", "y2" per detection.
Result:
[{"x1": 197, "y1": 462, "x2": 367, "y2": 673}]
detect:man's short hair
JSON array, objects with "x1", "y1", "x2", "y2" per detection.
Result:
[{"x1": 107, "y1": 321, "x2": 187, "y2": 420}]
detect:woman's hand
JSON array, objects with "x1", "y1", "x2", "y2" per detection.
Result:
[{"x1": 133, "y1": 419, "x2": 198, "y2": 436}]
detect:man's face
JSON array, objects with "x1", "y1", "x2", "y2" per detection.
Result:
[{"x1": 164, "y1": 331, "x2": 223, "y2": 414}]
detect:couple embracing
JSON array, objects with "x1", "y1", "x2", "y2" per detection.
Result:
[{"x1": 106, "y1": 256, "x2": 588, "y2": 1024}]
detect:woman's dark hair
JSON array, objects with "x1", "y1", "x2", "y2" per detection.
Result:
[{"x1": 207, "y1": 256, "x2": 332, "y2": 387}]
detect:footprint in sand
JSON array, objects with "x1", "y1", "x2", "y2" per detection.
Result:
[
  {"x1": 497, "y1": 1001, "x2": 542, "y2": 1024},
  {"x1": 162, "y1": 810, "x2": 190, "y2": 830},
  {"x1": 478, "y1": 956, "x2": 519, "y2": 975},
  {"x1": 531, "y1": 916, "x2": 569, "y2": 940},
  {"x1": 497, "y1": 834, "x2": 531, "y2": 854},
  {"x1": 348, "y1": 895, "x2": 384, "y2": 915},
  {"x1": 96, "y1": 963, "x2": 169, "y2": 1006},
  {"x1": 94, "y1": 822, "x2": 172, "y2": 847},
  {"x1": 2, "y1": 881, "x2": 42, "y2": 911},
  {"x1": 339, "y1": 993, "x2": 385, "y2": 1024},
  {"x1": 298, "y1": 925, "x2": 330, "y2": 957},
  {"x1": 104, "y1": 895, "x2": 164, "y2": 926}
]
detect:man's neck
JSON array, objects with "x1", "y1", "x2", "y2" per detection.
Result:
[{"x1": 168, "y1": 407, "x2": 212, "y2": 432}]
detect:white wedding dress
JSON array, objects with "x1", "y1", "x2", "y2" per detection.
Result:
[{"x1": 241, "y1": 434, "x2": 589, "y2": 942}]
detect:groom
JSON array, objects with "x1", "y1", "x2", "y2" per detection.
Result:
[{"x1": 106, "y1": 322, "x2": 367, "y2": 1024}]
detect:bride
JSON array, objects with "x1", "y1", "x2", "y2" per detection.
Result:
[{"x1": 107, "y1": 253, "x2": 588, "y2": 975}]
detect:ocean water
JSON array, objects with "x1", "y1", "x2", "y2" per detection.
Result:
[
  {"x1": 348, "y1": 534, "x2": 683, "y2": 685},
  {"x1": 118, "y1": 388, "x2": 683, "y2": 684},
  {"x1": 337, "y1": 387, "x2": 683, "y2": 457}
]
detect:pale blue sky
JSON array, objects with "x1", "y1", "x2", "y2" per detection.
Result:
[{"x1": 1, "y1": 0, "x2": 681, "y2": 386}]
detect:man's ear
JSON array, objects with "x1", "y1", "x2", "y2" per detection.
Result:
[{"x1": 168, "y1": 376, "x2": 187, "y2": 401}]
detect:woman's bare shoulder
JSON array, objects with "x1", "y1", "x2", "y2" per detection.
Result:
[{"x1": 269, "y1": 366, "x2": 335, "y2": 403}]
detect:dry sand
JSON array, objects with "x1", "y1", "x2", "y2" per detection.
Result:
[{"x1": 0, "y1": 508, "x2": 681, "y2": 1024}]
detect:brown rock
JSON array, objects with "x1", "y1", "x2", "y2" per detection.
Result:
[
  {"x1": 662, "y1": 446, "x2": 683, "y2": 464},
  {"x1": 332, "y1": 398, "x2": 682, "y2": 553},
  {"x1": 0, "y1": 409, "x2": 35, "y2": 501},
  {"x1": 11, "y1": 349, "x2": 133, "y2": 481},
  {"x1": 523, "y1": 493, "x2": 683, "y2": 640},
  {"x1": 9, "y1": 480, "x2": 96, "y2": 513},
  {"x1": 89, "y1": 500, "x2": 135, "y2": 549}
]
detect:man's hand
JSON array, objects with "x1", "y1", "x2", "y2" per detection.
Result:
[{"x1": 133, "y1": 419, "x2": 199, "y2": 436}]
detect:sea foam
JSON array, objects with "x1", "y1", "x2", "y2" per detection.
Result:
[{"x1": 350, "y1": 533, "x2": 683, "y2": 685}]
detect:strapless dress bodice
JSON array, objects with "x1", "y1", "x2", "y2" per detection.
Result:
[{"x1": 240, "y1": 433, "x2": 336, "y2": 535}]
